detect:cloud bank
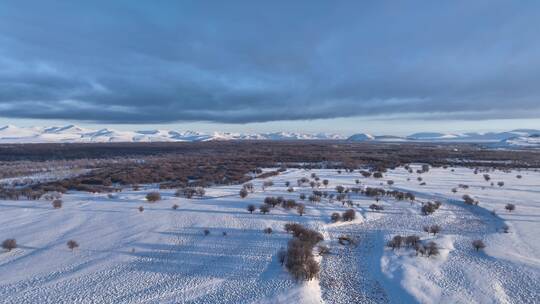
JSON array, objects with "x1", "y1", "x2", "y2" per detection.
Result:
[{"x1": 1, "y1": 1, "x2": 539, "y2": 124}]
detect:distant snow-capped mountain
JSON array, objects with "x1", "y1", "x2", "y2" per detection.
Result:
[
  {"x1": 0, "y1": 125, "x2": 538, "y2": 147},
  {"x1": 0, "y1": 125, "x2": 345, "y2": 143}
]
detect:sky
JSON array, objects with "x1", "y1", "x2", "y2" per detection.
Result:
[{"x1": 0, "y1": 1, "x2": 539, "y2": 136}]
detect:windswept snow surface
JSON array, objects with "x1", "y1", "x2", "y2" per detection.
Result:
[{"x1": 0, "y1": 166, "x2": 539, "y2": 303}]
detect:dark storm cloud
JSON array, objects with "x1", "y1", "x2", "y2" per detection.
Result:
[{"x1": 0, "y1": 0, "x2": 539, "y2": 123}]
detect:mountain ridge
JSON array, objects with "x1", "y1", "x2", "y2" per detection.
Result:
[{"x1": 0, "y1": 125, "x2": 537, "y2": 147}]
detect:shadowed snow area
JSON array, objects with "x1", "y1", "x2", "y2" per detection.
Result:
[{"x1": 0, "y1": 166, "x2": 538, "y2": 303}]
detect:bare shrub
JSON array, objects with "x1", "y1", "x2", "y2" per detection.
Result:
[
  {"x1": 204, "y1": 229, "x2": 210, "y2": 236},
  {"x1": 330, "y1": 212, "x2": 341, "y2": 223},
  {"x1": 387, "y1": 235, "x2": 403, "y2": 250},
  {"x1": 264, "y1": 227, "x2": 273, "y2": 234},
  {"x1": 497, "y1": 181, "x2": 504, "y2": 187},
  {"x1": 322, "y1": 179, "x2": 329, "y2": 187},
  {"x1": 429, "y1": 224, "x2": 441, "y2": 235},
  {"x1": 426, "y1": 241, "x2": 439, "y2": 257},
  {"x1": 472, "y1": 239, "x2": 486, "y2": 251},
  {"x1": 52, "y1": 199, "x2": 63, "y2": 209},
  {"x1": 172, "y1": 204, "x2": 179, "y2": 210},
  {"x1": 138, "y1": 206, "x2": 144, "y2": 212},
  {"x1": 2, "y1": 239, "x2": 17, "y2": 251},
  {"x1": 462, "y1": 194, "x2": 478, "y2": 205},
  {"x1": 369, "y1": 204, "x2": 384, "y2": 211},
  {"x1": 405, "y1": 235, "x2": 420, "y2": 247},
  {"x1": 262, "y1": 180, "x2": 274, "y2": 190},
  {"x1": 421, "y1": 201, "x2": 441, "y2": 215},
  {"x1": 318, "y1": 245, "x2": 330, "y2": 255},
  {"x1": 501, "y1": 224, "x2": 510, "y2": 233},
  {"x1": 305, "y1": 258, "x2": 320, "y2": 280},
  {"x1": 67, "y1": 240, "x2": 79, "y2": 251},
  {"x1": 277, "y1": 248, "x2": 287, "y2": 265},
  {"x1": 222, "y1": 231, "x2": 227, "y2": 236},
  {"x1": 247, "y1": 204, "x2": 256, "y2": 214},
  {"x1": 335, "y1": 185, "x2": 345, "y2": 193},
  {"x1": 387, "y1": 180, "x2": 394, "y2": 186},
  {"x1": 146, "y1": 191, "x2": 161, "y2": 202},
  {"x1": 342, "y1": 209, "x2": 356, "y2": 221},
  {"x1": 505, "y1": 203, "x2": 515, "y2": 212},
  {"x1": 243, "y1": 183, "x2": 254, "y2": 192},
  {"x1": 297, "y1": 203, "x2": 305, "y2": 216},
  {"x1": 260, "y1": 204, "x2": 270, "y2": 214},
  {"x1": 338, "y1": 235, "x2": 354, "y2": 245},
  {"x1": 299, "y1": 193, "x2": 306, "y2": 200},
  {"x1": 373, "y1": 172, "x2": 383, "y2": 178},
  {"x1": 239, "y1": 189, "x2": 248, "y2": 198}
]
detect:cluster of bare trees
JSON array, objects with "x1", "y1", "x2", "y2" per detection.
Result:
[
  {"x1": 421, "y1": 201, "x2": 442, "y2": 215},
  {"x1": 423, "y1": 224, "x2": 441, "y2": 235},
  {"x1": 387, "y1": 234, "x2": 439, "y2": 257},
  {"x1": 387, "y1": 235, "x2": 420, "y2": 250},
  {"x1": 3, "y1": 238, "x2": 80, "y2": 252},
  {"x1": 251, "y1": 196, "x2": 304, "y2": 216},
  {"x1": 175, "y1": 187, "x2": 205, "y2": 198},
  {"x1": 282, "y1": 223, "x2": 323, "y2": 280},
  {"x1": 369, "y1": 204, "x2": 384, "y2": 211},
  {"x1": 462, "y1": 194, "x2": 478, "y2": 206}
]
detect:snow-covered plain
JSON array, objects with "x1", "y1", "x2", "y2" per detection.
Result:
[{"x1": 0, "y1": 166, "x2": 539, "y2": 303}]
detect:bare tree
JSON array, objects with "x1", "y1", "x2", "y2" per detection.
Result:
[
  {"x1": 426, "y1": 241, "x2": 439, "y2": 257},
  {"x1": 146, "y1": 191, "x2": 161, "y2": 202},
  {"x1": 260, "y1": 204, "x2": 270, "y2": 214},
  {"x1": 239, "y1": 189, "x2": 248, "y2": 198},
  {"x1": 429, "y1": 224, "x2": 441, "y2": 235},
  {"x1": 52, "y1": 199, "x2": 63, "y2": 209},
  {"x1": 330, "y1": 212, "x2": 341, "y2": 223},
  {"x1": 322, "y1": 179, "x2": 329, "y2": 187},
  {"x1": 277, "y1": 248, "x2": 287, "y2": 265},
  {"x1": 2, "y1": 239, "x2": 16, "y2": 251},
  {"x1": 472, "y1": 239, "x2": 486, "y2": 251},
  {"x1": 296, "y1": 203, "x2": 305, "y2": 216},
  {"x1": 247, "y1": 204, "x2": 256, "y2": 214},
  {"x1": 342, "y1": 209, "x2": 356, "y2": 221},
  {"x1": 505, "y1": 203, "x2": 516, "y2": 212},
  {"x1": 67, "y1": 240, "x2": 79, "y2": 251}
]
